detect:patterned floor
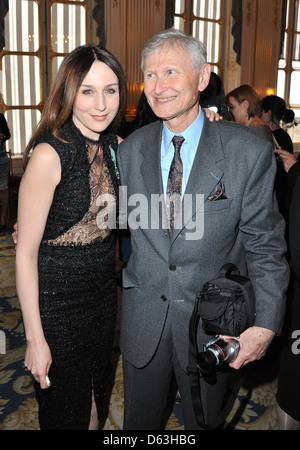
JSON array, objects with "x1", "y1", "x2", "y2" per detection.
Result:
[{"x1": 0, "y1": 230, "x2": 281, "y2": 430}]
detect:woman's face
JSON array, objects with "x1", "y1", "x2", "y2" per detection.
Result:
[
  {"x1": 261, "y1": 109, "x2": 271, "y2": 125},
  {"x1": 72, "y1": 61, "x2": 120, "y2": 139},
  {"x1": 227, "y1": 96, "x2": 248, "y2": 124}
]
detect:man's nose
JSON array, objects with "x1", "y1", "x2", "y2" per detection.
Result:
[{"x1": 154, "y1": 77, "x2": 168, "y2": 94}]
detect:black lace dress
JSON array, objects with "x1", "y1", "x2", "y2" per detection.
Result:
[{"x1": 34, "y1": 122, "x2": 119, "y2": 429}]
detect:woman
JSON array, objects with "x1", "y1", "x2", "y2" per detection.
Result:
[
  {"x1": 0, "y1": 112, "x2": 11, "y2": 228},
  {"x1": 226, "y1": 84, "x2": 275, "y2": 147},
  {"x1": 261, "y1": 95, "x2": 295, "y2": 221},
  {"x1": 15, "y1": 45, "x2": 127, "y2": 430},
  {"x1": 261, "y1": 95, "x2": 295, "y2": 153}
]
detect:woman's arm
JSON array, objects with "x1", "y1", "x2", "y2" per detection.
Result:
[{"x1": 15, "y1": 143, "x2": 61, "y2": 389}]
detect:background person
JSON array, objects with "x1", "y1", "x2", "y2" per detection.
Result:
[
  {"x1": 226, "y1": 84, "x2": 275, "y2": 147},
  {"x1": 261, "y1": 95, "x2": 295, "y2": 221}
]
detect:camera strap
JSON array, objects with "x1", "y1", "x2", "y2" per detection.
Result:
[{"x1": 187, "y1": 293, "x2": 244, "y2": 430}]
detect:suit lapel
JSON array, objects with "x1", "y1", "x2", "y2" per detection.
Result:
[
  {"x1": 137, "y1": 120, "x2": 226, "y2": 243},
  {"x1": 140, "y1": 124, "x2": 164, "y2": 197},
  {"x1": 139, "y1": 123, "x2": 171, "y2": 245},
  {"x1": 186, "y1": 119, "x2": 225, "y2": 199},
  {"x1": 172, "y1": 119, "x2": 226, "y2": 240}
]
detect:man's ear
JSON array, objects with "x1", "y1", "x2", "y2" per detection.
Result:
[{"x1": 198, "y1": 64, "x2": 211, "y2": 92}]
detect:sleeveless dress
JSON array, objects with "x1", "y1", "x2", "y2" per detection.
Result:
[{"x1": 34, "y1": 121, "x2": 119, "y2": 430}]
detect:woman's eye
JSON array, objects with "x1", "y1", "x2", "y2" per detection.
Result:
[{"x1": 82, "y1": 89, "x2": 93, "y2": 95}]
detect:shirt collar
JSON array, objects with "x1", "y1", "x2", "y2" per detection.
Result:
[{"x1": 161, "y1": 108, "x2": 204, "y2": 157}]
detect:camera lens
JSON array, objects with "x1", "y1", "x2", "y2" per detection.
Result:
[{"x1": 197, "y1": 349, "x2": 218, "y2": 373}]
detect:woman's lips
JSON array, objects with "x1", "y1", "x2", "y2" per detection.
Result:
[{"x1": 91, "y1": 114, "x2": 108, "y2": 121}]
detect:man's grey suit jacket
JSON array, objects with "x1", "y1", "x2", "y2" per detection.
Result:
[{"x1": 117, "y1": 117, "x2": 289, "y2": 372}]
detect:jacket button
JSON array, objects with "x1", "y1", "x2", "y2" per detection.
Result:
[
  {"x1": 169, "y1": 265, "x2": 176, "y2": 271},
  {"x1": 161, "y1": 295, "x2": 167, "y2": 302}
]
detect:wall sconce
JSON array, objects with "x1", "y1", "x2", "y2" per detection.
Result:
[{"x1": 266, "y1": 88, "x2": 275, "y2": 95}]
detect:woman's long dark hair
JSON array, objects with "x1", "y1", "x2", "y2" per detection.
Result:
[{"x1": 23, "y1": 45, "x2": 127, "y2": 167}]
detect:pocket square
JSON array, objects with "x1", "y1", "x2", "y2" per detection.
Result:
[{"x1": 207, "y1": 179, "x2": 227, "y2": 201}]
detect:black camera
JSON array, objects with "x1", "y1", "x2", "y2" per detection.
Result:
[{"x1": 197, "y1": 336, "x2": 240, "y2": 374}]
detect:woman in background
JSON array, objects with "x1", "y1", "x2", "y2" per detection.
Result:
[
  {"x1": 15, "y1": 44, "x2": 127, "y2": 430},
  {"x1": 226, "y1": 84, "x2": 275, "y2": 147},
  {"x1": 261, "y1": 95, "x2": 295, "y2": 221},
  {"x1": 261, "y1": 95, "x2": 295, "y2": 153}
]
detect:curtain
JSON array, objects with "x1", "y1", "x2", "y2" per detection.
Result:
[
  {"x1": 0, "y1": 0, "x2": 9, "y2": 51},
  {"x1": 231, "y1": 0, "x2": 242, "y2": 65},
  {"x1": 92, "y1": 0, "x2": 106, "y2": 46},
  {"x1": 165, "y1": 0, "x2": 175, "y2": 29}
]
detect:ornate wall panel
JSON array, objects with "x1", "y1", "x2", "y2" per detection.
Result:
[
  {"x1": 241, "y1": 0, "x2": 284, "y2": 98},
  {"x1": 105, "y1": 0, "x2": 166, "y2": 119}
]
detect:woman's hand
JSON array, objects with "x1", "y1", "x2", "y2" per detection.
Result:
[
  {"x1": 276, "y1": 148, "x2": 298, "y2": 173},
  {"x1": 204, "y1": 107, "x2": 222, "y2": 122},
  {"x1": 25, "y1": 338, "x2": 52, "y2": 389}
]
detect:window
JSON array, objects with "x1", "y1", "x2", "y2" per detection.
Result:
[
  {"x1": 1, "y1": 0, "x2": 88, "y2": 156},
  {"x1": 173, "y1": 0, "x2": 223, "y2": 74},
  {"x1": 277, "y1": 0, "x2": 300, "y2": 142}
]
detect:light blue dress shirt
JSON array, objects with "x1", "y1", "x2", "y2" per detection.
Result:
[{"x1": 161, "y1": 109, "x2": 204, "y2": 196}]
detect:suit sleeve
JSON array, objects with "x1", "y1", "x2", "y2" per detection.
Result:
[{"x1": 240, "y1": 141, "x2": 289, "y2": 334}]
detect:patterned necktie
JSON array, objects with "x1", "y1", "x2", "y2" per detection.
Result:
[{"x1": 166, "y1": 135, "x2": 184, "y2": 238}]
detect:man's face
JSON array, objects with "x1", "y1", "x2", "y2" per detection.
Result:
[{"x1": 143, "y1": 45, "x2": 210, "y2": 130}]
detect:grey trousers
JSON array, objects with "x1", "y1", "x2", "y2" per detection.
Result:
[{"x1": 122, "y1": 312, "x2": 229, "y2": 430}]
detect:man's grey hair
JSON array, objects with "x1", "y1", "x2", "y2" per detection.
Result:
[{"x1": 141, "y1": 29, "x2": 207, "y2": 73}]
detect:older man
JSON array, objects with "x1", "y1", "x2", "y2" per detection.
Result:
[{"x1": 117, "y1": 29, "x2": 289, "y2": 430}]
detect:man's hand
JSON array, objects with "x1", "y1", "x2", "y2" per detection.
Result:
[{"x1": 221, "y1": 326, "x2": 275, "y2": 370}]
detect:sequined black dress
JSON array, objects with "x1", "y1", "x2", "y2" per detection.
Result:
[{"x1": 34, "y1": 122, "x2": 119, "y2": 430}]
